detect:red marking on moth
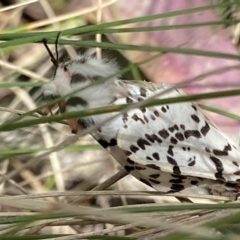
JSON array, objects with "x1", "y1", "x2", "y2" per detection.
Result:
[
  {"x1": 58, "y1": 100, "x2": 66, "y2": 113},
  {"x1": 43, "y1": 98, "x2": 79, "y2": 134},
  {"x1": 43, "y1": 105, "x2": 54, "y2": 115},
  {"x1": 58, "y1": 100, "x2": 79, "y2": 134},
  {"x1": 64, "y1": 70, "x2": 71, "y2": 79},
  {"x1": 63, "y1": 66, "x2": 71, "y2": 79},
  {"x1": 67, "y1": 118, "x2": 79, "y2": 134}
]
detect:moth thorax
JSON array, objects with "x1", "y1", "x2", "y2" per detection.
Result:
[{"x1": 68, "y1": 57, "x2": 119, "y2": 79}]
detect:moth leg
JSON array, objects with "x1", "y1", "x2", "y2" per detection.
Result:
[
  {"x1": 42, "y1": 104, "x2": 55, "y2": 115},
  {"x1": 58, "y1": 100, "x2": 66, "y2": 113}
]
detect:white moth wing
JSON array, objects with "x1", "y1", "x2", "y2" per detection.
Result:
[{"x1": 117, "y1": 83, "x2": 240, "y2": 183}]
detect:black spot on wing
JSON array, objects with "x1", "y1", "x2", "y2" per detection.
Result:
[
  {"x1": 98, "y1": 139, "x2": 109, "y2": 148},
  {"x1": 175, "y1": 132, "x2": 184, "y2": 141},
  {"x1": 184, "y1": 130, "x2": 201, "y2": 139},
  {"x1": 149, "y1": 174, "x2": 160, "y2": 179},
  {"x1": 98, "y1": 138, "x2": 117, "y2": 148},
  {"x1": 180, "y1": 124, "x2": 185, "y2": 130},
  {"x1": 77, "y1": 119, "x2": 91, "y2": 129},
  {"x1": 210, "y1": 156, "x2": 225, "y2": 181},
  {"x1": 130, "y1": 145, "x2": 139, "y2": 153},
  {"x1": 171, "y1": 174, "x2": 187, "y2": 179},
  {"x1": 127, "y1": 158, "x2": 135, "y2": 165},
  {"x1": 173, "y1": 166, "x2": 181, "y2": 175},
  {"x1": 210, "y1": 156, "x2": 223, "y2": 170},
  {"x1": 109, "y1": 139, "x2": 117, "y2": 146},
  {"x1": 126, "y1": 97, "x2": 133, "y2": 103},
  {"x1": 146, "y1": 164, "x2": 161, "y2": 170},
  {"x1": 190, "y1": 180, "x2": 198, "y2": 185},
  {"x1": 215, "y1": 172, "x2": 224, "y2": 180},
  {"x1": 124, "y1": 165, "x2": 135, "y2": 172},
  {"x1": 70, "y1": 73, "x2": 86, "y2": 84},
  {"x1": 200, "y1": 122, "x2": 210, "y2": 136},
  {"x1": 135, "y1": 166, "x2": 147, "y2": 170},
  {"x1": 154, "y1": 110, "x2": 160, "y2": 117},
  {"x1": 132, "y1": 114, "x2": 145, "y2": 124},
  {"x1": 170, "y1": 137, "x2": 178, "y2": 145},
  {"x1": 169, "y1": 178, "x2": 183, "y2": 184},
  {"x1": 122, "y1": 112, "x2": 128, "y2": 122},
  {"x1": 205, "y1": 147, "x2": 211, "y2": 153},
  {"x1": 151, "y1": 115, "x2": 156, "y2": 120},
  {"x1": 191, "y1": 114, "x2": 200, "y2": 123},
  {"x1": 167, "y1": 156, "x2": 177, "y2": 165},
  {"x1": 161, "y1": 106, "x2": 167, "y2": 112},
  {"x1": 149, "y1": 179, "x2": 161, "y2": 184},
  {"x1": 143, "y1": 115, "x2": 149, "y2": 123},
  {"x1": 140, "y1": 87, "x2": 147, "y2": 97},
  {"x1": 213, "y1": 144, "x2": 231, "y2": 156},
  {"x1": 139, "y1": 178, "x2": 152, "y2": 187},
  {"x1": 226, "y1": 144, "x2": 232, "y2": 151},
  {"x1": 191, "y1": 105, "x2": 197, "y2": 111},
  {"x1": 168, "y1": 125, "x2": 179, "y2": 133},
  {"x1": 167, "y1": 146, "x2": 174, "y2": 156},
  {"x1": 233, "y1": 161, "x2": 239, "y2": 167},
  {"x1": 158, "y1": 129, "x2": 169, "y2": 139},
  {"x1": 170, "y1": 184, "x2": 184, "y2": 191},
  {"x1": 188, "y1": 157, "x2": 196, "y2": 166},
  {"x1": 137, "y1": 138, "x2": 151, "y2": 150},
  {"x1": 212, "y1": 150, "x2": 227, "y2": 157},
  {"x1": 152, "y1": 152, "x2": 160, "y2": 160},
  {"x1": 225, "y1": 182, "x2": 238, "y2": 188},
  {"x1": 124, "y1": 150, "x2": 132, "y2": 156},
  {"x1": 66, "y1": 97, "x2": 88, "y2": 107},
  {"x1": 145, "y1": 134, "x2": 162, "y2": 143}
]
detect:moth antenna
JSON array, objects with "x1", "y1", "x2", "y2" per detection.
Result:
[
  {"x1": 42, "y1": 39, "x2": 58, "y2": 68},
  {"x1": 55, "y1": 32, "x2": 61, "y2": 64},
  {"x1": 42, "y1": 34, "x2": 61, "y2": 68}
]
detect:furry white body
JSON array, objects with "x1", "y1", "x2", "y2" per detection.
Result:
[{"x1": 42, "y1": 54, "x2": 240, "y2": 196}]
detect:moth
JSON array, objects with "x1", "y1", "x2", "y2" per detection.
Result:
[{"x1": 42, "y1": 46, "x2": 240, "y2": 198}]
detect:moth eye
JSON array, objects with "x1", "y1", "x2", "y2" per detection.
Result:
[{"x1": 70, "y1": 73, "x2": 86, "y2": 84}]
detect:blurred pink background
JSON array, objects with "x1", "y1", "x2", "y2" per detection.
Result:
[{"x1": 99, "y1": 0, "x2": 240, "y2": 133}]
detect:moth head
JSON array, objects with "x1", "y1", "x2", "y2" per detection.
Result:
[{"x1": 43, "y1": 51, "x2": 119, "y2": 97}]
